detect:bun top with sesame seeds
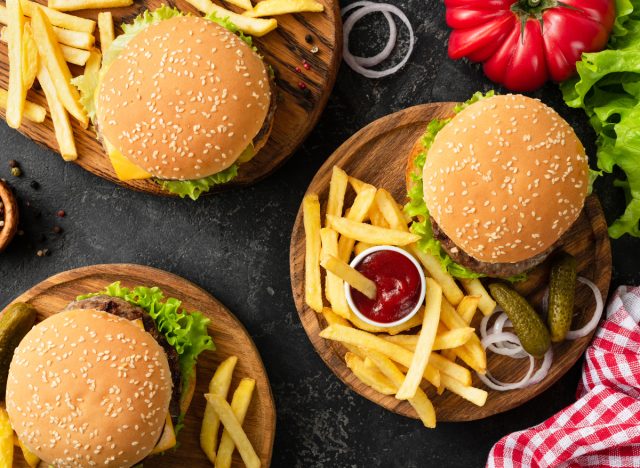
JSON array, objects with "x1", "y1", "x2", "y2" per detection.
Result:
[
  {"x1": 422, "y1": 94, "x2": 589, "y2": 265},
  {"x1": 95, "y1": 16, "x2": 272, "y2": 181},
  {"x1": 6, "y1": 309, "x2": 173, "y2": 468}
]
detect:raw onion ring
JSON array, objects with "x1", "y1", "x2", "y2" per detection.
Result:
[
  {"x1": 342, "y1": 3, "x2": 414, "y2": 78},
  {"x1": 341, "y1": 1, "x2": 397, "y2": 67},
  {"x1": 565, "y1": 277, "x2": 604, "y2": 340}
]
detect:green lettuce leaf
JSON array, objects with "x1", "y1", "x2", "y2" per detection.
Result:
[
  {"x1": 561, "y1": 0, "x2": 640, "y2": 238},
  {"x1": 404, "y1": 91, "x2": 495, "y2": 279},
  {"x1": 77, "y1": 281, "x2": 215, "y2": 399},
  {"x1": 158, "y1": 164, "x2": 239, "y2": 200}
]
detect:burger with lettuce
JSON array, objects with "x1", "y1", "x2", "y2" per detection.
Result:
[
  {"x1": 405, "y1": 92, "x2": 590, "y2": 279},
  {"x1": 73, "y1": 6, "x2": 276, "y2": 200},
  {"x1": 6, "y1": 282, "x2": 214, "y2": 466}
]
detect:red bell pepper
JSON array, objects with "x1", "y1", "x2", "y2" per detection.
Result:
[{"x1": 445, "y1": 0, "x2": 616, "y2": 91}]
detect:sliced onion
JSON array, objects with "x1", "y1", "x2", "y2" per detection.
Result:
[
  {"x1": 481, "y1": 332, "x2": 528, "y2": 358},
  {"x1": 341, "y1": 1, "x2": 397, "y2": 67},
  {"x1": 565, "y1": 276, "x2": 604, "y2": 340},
  {"x1": 529, "y1": 347, "x2": 553, "y2": 385},
  {"x1": 342, "y1": 3, "x2": 414, "y2": 79},
  {"x1": 477, "y1": 354, "x2": 536, "y2": 391}
]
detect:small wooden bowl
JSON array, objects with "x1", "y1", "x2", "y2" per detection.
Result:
[{"x1": 0, "y1": 179, "x2": 18, "y2": 252}]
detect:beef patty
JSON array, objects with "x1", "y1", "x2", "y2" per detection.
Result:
[
  {"x1": 430, "y1": 217, "x2": 556, "y2": 278},
  {"x1": 65, "y1": 296, "x2": 182, "y2": 424}
]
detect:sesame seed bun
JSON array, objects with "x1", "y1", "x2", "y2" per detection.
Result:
[
  {"x1": 421, "y1": 94, "x2": 589, "y2": 265},
  {"x1": 6, "y1": 309, "x2": 173, "y2": 467},
  {"x1": 96, "y1": 16, "x2": 272, "y2": 181}
]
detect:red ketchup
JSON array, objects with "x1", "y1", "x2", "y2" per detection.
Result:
[{"x1": 351, "y1": 250, "x2": 422, "y2": 324}]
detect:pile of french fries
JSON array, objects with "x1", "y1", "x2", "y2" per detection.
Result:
[
  {"x1": 0, "y1": 0, "x2": 324, "y2": 164},
  {"x1": 200, "y1": 356, "x2": 261, "y2": 468},
  {"x1": 303, "y1": 166, "x2": 498, "y2": 428}
]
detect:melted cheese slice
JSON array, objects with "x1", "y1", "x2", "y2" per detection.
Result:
[
  {"x1": 150, "y1": 414, "x2": 177, "y2": 455},
  {"x1": 105, "y1": 138, "x2": 153, "y2": 181}
]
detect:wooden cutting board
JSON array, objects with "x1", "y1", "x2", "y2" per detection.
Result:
[
  {"x1": 289, "y1": 103, "x2": 612, "y2": 422},
  {"x1": 5, "y1": 264, "x2": 275, "y2": 467},
  {"x1": 0, "y1": 0, "x2": 341, "y2": 195}
]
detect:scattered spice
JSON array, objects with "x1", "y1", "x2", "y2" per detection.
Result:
[
  {"x1": 303, "y1": 60, "x2": 311, "y2": 70},
  {"x1": 295, "y1": 66, "x2": 302, "y2": 73},
  {"x1": 52, "y1": 226, "x2": 62, "y2": 234},
  {"x1": 30, "y1": 180, "x2": 40, "y2": 190},
  {"x1": 36, "y1": 248, "x2": 49, "y2": 257},
  {"x1": 56, "y1": 210, "x2": 66, "y2": 218},
  {"x1": 310, "y1": 45, "x2": 319, "y2": 54},
  {"x1": 10, "y1": 167, "x2": 22, "y2": 177},
  {"x1": 305, "y1": 34, "x2": 313, "y2": 43},
  {"x1": 298, "y1": 81, "x2": 307, "y2": 90},
  {"x1": 8, "y1": 160, "x2": 18, "y2": 168}
]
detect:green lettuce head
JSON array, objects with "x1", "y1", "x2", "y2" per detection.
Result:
[{"x1": 72, "y1": 5, "x2": 269, "y2": 200}]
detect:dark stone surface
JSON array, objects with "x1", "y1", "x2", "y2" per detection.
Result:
[{"x1": 1, "y1": 1, "x2": 639, "y2": 467}]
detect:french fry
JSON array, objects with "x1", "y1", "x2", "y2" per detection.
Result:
[
  {"x1": 354, "y1": 241, "x2": 373, "y2": 256},
  {"x1": 98, "y1": 11, "x2": 113, "y2": 54},
  {"x1": 440, "y1": 299, "x2": 486, "y2": 373},
  {"x1": 303, "y1": 194, "x2": 323, "y2": 313},
  {"x1": 366, "y1": 350, "x2": 435, "y2": 428},
  {"x1": 321, "y1": 308, "x2": 365, "y2": 358},
  {"x1": 319, "y1": 324, "x2": 440, "y2": 387},
  {"x1": 329, "y1": 215, "x2": 420, "y2": 247},
  {"x1": 348, "y1": 176, "x2": 368, "y2": 194},
  {"x1": 460, "y1": 279, "x2": 497, "y2": 316},
  {"x1": 48, "y1": 0, "x2": 133, "y2": 11},
  {"x1": 184, "y1": 0, "x2": 277, "y2": 36},
  {"x1": 84, "y1": 47, "x2": 101, "y2": 76},
  {"x1": 385, "y1": 328, "x2": 474, "y2": 351},
  {"x1": 37, "y1": 64, "x2": 77, "y2": 160},
  {"x1": 320, "y1": 229, "x2": 349, "y2": 317},
  {"x1": 31, "y1": 6, "x2": 88, "y2": 126},
  {"x1": 0, "y1": 6, "x2": 94, "y2": 48},
  {"x1": 321, "y1": 255, "x2": 376, "y2": 300},
  {"x1": 0, "y1": 407, "x2": 13, "y2": 468},
  {"x1": 345, "y1": 352, "x2": 396, "y2": 395},
  {"x1": 396, "y1": 278, "x2": 441, "y2": 399},
  {"x1": 337, "y1": 185, "x2": 376, "y2": 261},
  {"x1": 409, "y1": 245, "x2": 464, "y2": 306},
  {"x1": 0, "y1": 89, "x2": 45, "y2": 122},
  {"x1": 375, "y1": 188, "x2": 409, "y2": 231},
  {"x1": 457, "y1": 295, "x2": 481, "y2": 324},
  {"x1": 440, "y1": 374, "x2": 488, "y2": 407},
  {"x1": 18, "y1": 438, "x2": 39, "y2": 468},
  {"x1": 6, "y1": 0, "x2": 26, "y2": 129},
  {"x1": 21, "y1": 23, "x2": 37, "y2": 89},
  {"x1": 203, "y1": 394, "x2": 261, "y2": 468},
  {"x1": 1, "y1": 28, "x2": 92, "y2": 65},
  {"x1": 215, "y1": 378, "x2": 256, "y2": 468},
  {"x1": 200, "y1": 356, "x2": 237, "y2": 464},
  {"x1": 243, "y1": 0, "x2": 324, "y2": 17},
  {"x1": 383, "y1": 308, "x2": 424, "y2": 335},
  {"x1": 20, "y1": 0, "x2": 96, "y2": 33},
  {"x1": 429, "y1": 352, "x2": 472, "y2": 386},
  {"x1": 368, "y1": 204, "x2": 389, "y2": 228},
  {"x1": 326, "y1": 166, "x2": 348, "y2": 222}
]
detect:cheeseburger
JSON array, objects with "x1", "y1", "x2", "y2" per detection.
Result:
[
  {"x1": 406, "y1": 93, "x2": 589, "y2": 278},
  {"x1": 74, "y1": 7, "x2": 276, "y2": 199},
  {"x1": 6, "y1": 283, "x2": 213, "y2": 467}
]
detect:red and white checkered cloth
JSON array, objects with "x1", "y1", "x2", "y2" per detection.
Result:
[{"x1": 487, "y1": 286, "x2": 640, "y2": 468}]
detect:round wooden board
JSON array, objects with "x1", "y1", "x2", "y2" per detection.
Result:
[
  {"x1": 289, "y1": 103, "x2": 612, "y2": 422},
  {"x1": 0, "y1": 0, "x2": 341, "y2": 196},
  {"x1": 5, "y1": 264, "x2": 275, "y2": 467}
]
